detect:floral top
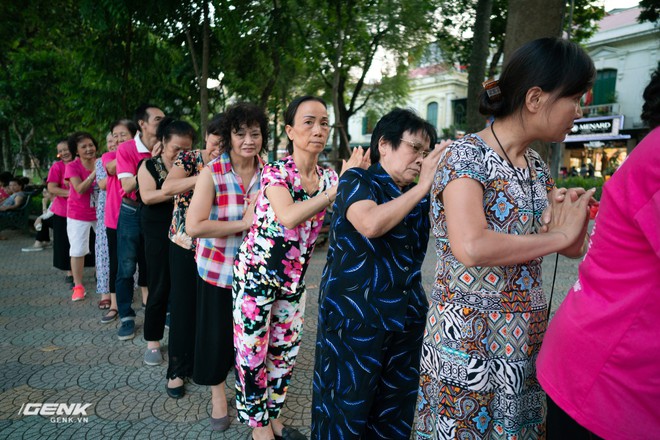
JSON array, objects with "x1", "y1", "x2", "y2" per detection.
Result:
[
  {"x1": 234, "y1": 155, "x2": 339, "y2": 292},
  {"x1": 169, "y1": 150, "x2": 206, "y2": 251}
]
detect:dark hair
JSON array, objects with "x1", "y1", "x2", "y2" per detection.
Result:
[
  {"x1": 479, "y1": 37, "x2": 595, "y2": 118},
  {"x1": 206, "y1": 113, "x2": 224, "y2": 136},
  {"x1": 110, "y1": 119, "x2": 139, "y2": 138},
  {"x1": 0, "y1": 171, "x2": 13, "y2": 186},
  {"x1": 219, "y1": 102, "x2": 269, "y2": 154},
  {"x1": 67, "y1": 132, "x2": 98, "y2": 157},
  {"x1": 133, "y1": 103, "x2": 161, "y2": 127},
  {"x1": 284, "y1": 96, "x2": 327, "y2": 154},
  {"x1": 369, "y1": 108, "x2": 437, "y2": 164},
  {"x1": 9, "y1": 176, "x2": 28, "y2": 189},
  {"x1": 641, "y1": 67, "x2": 660, "y2": 130},
  {"x1": 156, "y1": 117, "x2": 197, "y2": 145}
]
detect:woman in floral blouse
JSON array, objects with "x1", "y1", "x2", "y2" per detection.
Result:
[
  {"x1": 231, "y1": 96, "x2": 368, "y2": 440},
  {"x1": 160, "y1": 113, "x2": 223, "y2": 399}
]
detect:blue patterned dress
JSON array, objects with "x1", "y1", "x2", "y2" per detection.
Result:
[
  {"x1": 312, "y1": 163, "x2": 431, "y2": 439},
  {"x1": 415, "y1": 134, "x2": 554, "y2": 440}
]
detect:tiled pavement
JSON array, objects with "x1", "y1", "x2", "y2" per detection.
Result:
[{"x1": 0, "y1": 228, "x2": 582, "y2": 439}]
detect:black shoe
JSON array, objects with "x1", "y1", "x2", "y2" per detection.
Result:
[
  {"x1": 275, "y1": 427, "x2": 307, "y2": 440},
  {"x1": 166, "y1": 384, "x2": 185, "y2": 399}
]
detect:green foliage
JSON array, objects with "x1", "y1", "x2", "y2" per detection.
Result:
[
  {"x1": 556, "y1": 176, "x2": 604, "y2": 200},
  {"x1": 638, "y1": 0, "x2": 659, "y2": 23}
]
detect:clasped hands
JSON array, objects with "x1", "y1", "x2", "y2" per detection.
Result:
[{"x1": 540, "y1": 187, "x2": 598, "y2": 256}]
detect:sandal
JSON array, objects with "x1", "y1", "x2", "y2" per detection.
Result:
[
  {"x1": 98, "y1": 299, "x2": 111, "y2": 310},
  {"x1": 101, "y1": 309, "x2": 118, "y2": 324}
]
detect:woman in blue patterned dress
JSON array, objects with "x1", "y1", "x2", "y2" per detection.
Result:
[
  {"x1": 311, "y1": 108, "x2": 450, "y2": 439},
  {"x1": 232, "y1": 96, "x2": 368, "y2": 440},
  {"x1": 415, "y1": 38, "x2": 596, "y2": 439}
]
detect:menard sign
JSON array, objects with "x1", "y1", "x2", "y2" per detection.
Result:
[{"x1": 564, "y1": 115, "x2": 630, "y2": 143}]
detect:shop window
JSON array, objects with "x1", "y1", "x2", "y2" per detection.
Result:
[
  {"x1": 427, "y1": 102, "x2": 438, "y2": 128},
  {"x1": 592, "y1": 69, "x2": 617, "y2": 105}
]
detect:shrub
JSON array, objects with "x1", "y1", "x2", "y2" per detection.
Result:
[{"x1": 556, "y1": 176, "x2": 604, "y2": 201}]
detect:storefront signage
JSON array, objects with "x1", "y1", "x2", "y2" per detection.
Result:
[{"x1": 564, "y1": 115, "x2": 630, "y2": 143}]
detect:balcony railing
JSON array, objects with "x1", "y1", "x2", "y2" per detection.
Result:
[{"x1": 581, "y1": 103, "x2": 619, "y2": 117}]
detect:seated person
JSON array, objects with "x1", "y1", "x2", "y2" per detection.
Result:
[{"x1": 0, "y1": 177, "x2": 27, "y2": 212}]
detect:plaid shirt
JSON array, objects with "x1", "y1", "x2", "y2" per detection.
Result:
[{"x1": 195, "y1": 152, "x2": 263, "y2": 288}]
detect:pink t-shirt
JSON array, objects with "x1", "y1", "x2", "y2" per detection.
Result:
[
  {"x1": 47, "y1": 161, "x2": 69, "y2": 217},
  {"x1": 537, "y1": 127, "x2": 660, "y2": 439},
  {"x1": 116, "y1": 135, "x2": 151, "y2": 200},
  {"x1": 64, "y1": 158, "x2": 97, "y2": 222},
  {"x1": 102, "y1": 151, "x2": 121, "y2": 229}
]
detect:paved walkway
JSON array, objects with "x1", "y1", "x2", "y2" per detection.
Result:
[{"x1": 0, "y1": 228, "x2": 582, "y2": 439}]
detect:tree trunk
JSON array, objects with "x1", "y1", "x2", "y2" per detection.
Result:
[
  {"x1": 0, "y1": 124, "x2": 10, "y2": 171},
  {"x1": 200, "y1": 1, "x2": 210, "y2": 135},
  {"x1": 503, "y1": 0, "x2": 564, "y2": 62},
  {"x1": 466, "y1": 0, "x2": 494, "y2": 134},
  {"x1": 504, "y1": 0, "x2": 564, "y2": 164}
]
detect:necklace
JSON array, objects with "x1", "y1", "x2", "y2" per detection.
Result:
[{"x1": 490, "y1": 122, "x2": 536, "y2": 228}]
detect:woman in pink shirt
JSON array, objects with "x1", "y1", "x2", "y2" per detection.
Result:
[
  {"x1": 47, "y1": 139, "x2": 75, "y2": 284},
  {"x1": 65, "y1": 132, "x2": 98, "y2": 302},
  {"x1": 537, "y1": 68, "x2": 660, "y2": 440},
  {"x1": 100, "y1": 119, "x2": 139, "y2": 324}
]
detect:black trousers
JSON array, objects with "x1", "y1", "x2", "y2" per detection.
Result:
[
  {"x1": 192, "y1": 277, "x2": 233, "y2": 386},
  {"x1": 52, "y1": 214, "x2": 95, "y2": 271},
  {"x1": 167, "y1": 242, "x2": 197, "y2": 380},
  {"x1": 547, "y1": 395, "x2": 603, "y2": 440},
  {"x1": 142, "y1": 218, "x2": 171, "y2": 342},
  {"x1": 106, "y1": 227, "x2": 117, "y2": 293},
  {"x1": 35, "y1": 215, "x2": 53, "y2": 242}
]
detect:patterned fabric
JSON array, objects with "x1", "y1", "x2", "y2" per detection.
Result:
[
  {"x1": 312, "y1": 319, "x2": 426, "y2": 439},
  {"x1": 311, "y1": 163, "x2": 431, "y2": 438},
  {"x1": 94, "y1": 158, "x2": 110, "y2": 294},
  {"x1": 415, "y1": 134, "x2": 554, "y2": 440},
  {"x1": 317, "y1": 163, "x2": 430, "y2": 332},
  {"x1": 195, "y1": 152, "x2": 262, "y2": 288},
  {"x1": 233, "y1": 155, "x2": 338, "y2": 427},
  {"x1": 169, "y1": 150, "x2": 206, "y2": 250}
]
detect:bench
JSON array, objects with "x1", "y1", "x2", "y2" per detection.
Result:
[{"x1": 0, "y1": 193, "x2": 33, "y2": 233}]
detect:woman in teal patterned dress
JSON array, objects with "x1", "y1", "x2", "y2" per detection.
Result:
[{"x1": 415, "y1": 38, "x2": 596, "y2": 439}]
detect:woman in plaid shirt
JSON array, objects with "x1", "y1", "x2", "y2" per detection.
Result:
[{"x1": 186, "y1": 102, "x2": 268, "y2": 432}]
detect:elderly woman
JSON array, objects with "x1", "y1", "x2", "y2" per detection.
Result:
[
  {"x1": 231, "y1": 96, "x2": 368, "y2": 440},
  {"x1": 186, "y1": 103, "x2": 267, "y2": 430},
  {"x1": 311, "y1": 108, "x2": 448, "y2": 439},
  {"x1": 160, "y1": 113, "x2": 223, "y2": 399},
  {"x1": 138, "y1": 117, "x2": 195, "y2": 367},
  {"x1": 64, "y1": 132, "x2": 98, "y2": 302}
]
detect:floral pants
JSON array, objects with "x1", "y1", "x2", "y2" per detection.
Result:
[{"x1": 232, "y1": 265, "x2": 306, "y2": 427}]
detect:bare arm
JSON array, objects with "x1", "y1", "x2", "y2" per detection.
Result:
[
  {"x1": 185, "y1": 167, "x2": 253, "y2": 238},
  {"x1": 47, "y1": 182, "x2": 69, "y2": 198},
  {"x1": 120, "y1": 175, "x2": 138, "y2": 195},
  {"x1": 69, "y1": 169, "x2": 96, "y2": 195},
  {"x1": 443, "y1": 178, "x2": 593, "y2": 267},
  {"x1": 136, "y1": 162, "x2": 172, "y2": 205},
  {"x1": 162, "y1": 164, "x2": 198, "y2": 196},
  {"x1": 105, "y1": 159, "x2": 117, "y2": 176},
  {"x1": 0, "y1": 194, "x2": 24, "y2": 211},
  {"x1": 346, "y1": 142, "x2": 447, "y2": 238}
]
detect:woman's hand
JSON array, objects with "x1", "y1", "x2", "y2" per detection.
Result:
[
  {"x1": 546, "y1": 188, "x2": 595, "y2": 245},
  {"x1": 241, "y1": 195, "x2": 258, "y2": 231},
  {"x1": 540, "y1": 187, "x2": 598, "y2": 233},
  {"x1": 151, "y1": 142, "x2": 163, "y2": 157},
  {"x1": 339, "y1": 147, "x2": 370, "y2": 176},
  {"x1": 417, "y1": 139, "x2": 451, "y2": 192}
]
